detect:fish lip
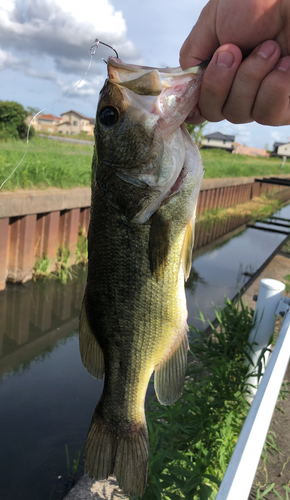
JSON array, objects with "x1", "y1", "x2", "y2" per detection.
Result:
[{"x1": 107, "y1": 57, "x2": 207, "y2": 78}]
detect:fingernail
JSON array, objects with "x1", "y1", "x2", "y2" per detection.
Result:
[
  {"x1": 216, "y1": 51, "x2": 234, "y2": 68},
  {"x1": 257, "y1": 40, "x2": 276, "y2": 59},
  {"x1": 277, "y1": 57, "x2": 290, "y2": 71}
]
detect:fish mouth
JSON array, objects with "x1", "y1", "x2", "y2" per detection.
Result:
[
  {"x1": 103, "y1": 58, "x2": 206, "y2": 224},
  {"x1": 106, "y1": 57, "x2": 207, "y2": 98},
  {"x1": 107, "y1": 57, "x2": 208, "y2": 80}
]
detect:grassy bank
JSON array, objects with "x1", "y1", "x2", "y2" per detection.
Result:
[
  {"x1": 0, "y1": 138, "x2": 289, "y2": 190},
  {"x1": 198, "y1": 195, "x2": 283, "y2": 224},
  {"x1": 128, "y1": 297, "x2": 274, "y2": 500},
  {"x1": 201, "y1": 149, "x2": 290, "y2": 178},
  {"x1": 129, "y1": 297, "x2": 288, "y2": 500},
  {"x1": 0, "y1": 136, "x2": 92, "y2": 190}
]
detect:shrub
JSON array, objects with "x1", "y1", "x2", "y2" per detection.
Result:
[{"x1": 0, "y1": 100, "x2": 32, "y2": 140}]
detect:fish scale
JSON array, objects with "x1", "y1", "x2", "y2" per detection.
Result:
[{"x1": 79, "y1": 56, "x2": 206, "y2": 496}]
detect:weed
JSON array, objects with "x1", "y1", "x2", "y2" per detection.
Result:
[
  {"x1": 283, "y1": 274, "x2": 290, "y2": 295},
  {"x1": 65, "y1": 444, "x2": 81, "y2": 482},
  {"x1": 281, "y1": 238, "x2": 290, "y2": 255},
  {"x1": 76, "y1": 226, "x2": 88, "y2": 266},
  {"x1": 198, "y1": 196, "x2": 283, "y2": 225},
  {"x1": 54, "y1": 247, "x2": 73, "y2": 284},
  {"x1": 33, "y1": 256, "x2": 51, "y2": 279},
  {"x1": 130, "y1": 297, "x2": 256, "y2": 499}
]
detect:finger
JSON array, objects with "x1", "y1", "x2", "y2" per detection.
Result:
[
  {"x1": 223, "y1": 40, "x2": 281, "y2": 123},
  {"x1": 179, "y1": 0, "x2": 219, "y2": 69},
  {"x1": 196, "y1": 44, "x2": 243, "y2": 122},
  {"x1": 252, "y1": 56, "x2": 290, "y2": 126},
  {"x1": 185, "y1": 104, "x2": 206, "y2": 125}
]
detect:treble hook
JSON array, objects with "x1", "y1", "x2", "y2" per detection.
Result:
[{"x1": 90, "y1": 39, "x2": 119, "y2": 59}]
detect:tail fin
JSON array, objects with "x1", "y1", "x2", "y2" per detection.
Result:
[{"x1": 85, "y1": 408, "x2": 149, "y2": 497}]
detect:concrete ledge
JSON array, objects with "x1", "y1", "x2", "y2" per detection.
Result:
[
  {"x1": 201, "y1": 174, "x2": 290, "y2": 190},
  {"x1": 1, "y1": 174, "x2": 290, "y2": 219},
  {"x1": 0, "y1": 187, "x2": 91, "y2": 218}
]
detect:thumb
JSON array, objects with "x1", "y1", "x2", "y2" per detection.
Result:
[{"x1": 179, "y1": 1, "x2": 220, "y2": 69}]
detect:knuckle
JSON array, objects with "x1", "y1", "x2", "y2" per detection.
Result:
[{"x1": 222, "y1": 104, "x2": 249, "y2": 124}]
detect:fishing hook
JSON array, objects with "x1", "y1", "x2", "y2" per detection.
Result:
[{"x1": 90, "y1": 39, "x2": 119, "y2": 59}]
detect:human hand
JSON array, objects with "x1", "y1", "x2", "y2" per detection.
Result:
[{"x1": 179, "y1": 0, "x2": 290, "y2": 126}]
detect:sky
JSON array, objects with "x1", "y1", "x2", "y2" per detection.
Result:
[{"x1": 0, "y1": 0, "x2": 289, "y2": 150}]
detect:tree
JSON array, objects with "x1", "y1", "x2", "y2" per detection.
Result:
[
  {"x1": 0, "y1": 100, "x2": 34, "y2": 140},
  {"x1": 185, "y1": 121, "x2": 208, "y2": 149}
]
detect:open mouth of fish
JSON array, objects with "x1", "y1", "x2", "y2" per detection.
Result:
[{"x1": 97, "y1": 57, "x2": 206, "y2": 223}]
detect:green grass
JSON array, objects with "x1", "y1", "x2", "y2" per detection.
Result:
[
  {"x1": 201, "y1": 149, "x2": 290, "y2": 179},
  {"x1": 0, "y1": 138, "x2": 289, "y2": 191},
  {"x1": 283, "y1": 274, "x2": 290, "y2": 294},
  {"x1": 128, "y1": 297, "x2": 284, "y2": 500},
  {"x1": 197, "y1": 195, "x2": 283, "y2": 224},
  {"x1": 0, "y1": 136, "x2": 92, "y2": 190},
  {"x1": 129, "y1": 297, "x2": 267, "y2": 500}
]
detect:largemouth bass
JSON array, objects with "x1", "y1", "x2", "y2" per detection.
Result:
[{"x1": 79, "y1": 56, "x2": 205, "y2": 497}]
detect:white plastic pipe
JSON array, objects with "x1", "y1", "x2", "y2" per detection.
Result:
[
  {"x1": 216, "y1": 309, "x2": 290, "y2": 500},
  {"x1": 247, "y1": 279, "x2": 285, "y2": 396}
]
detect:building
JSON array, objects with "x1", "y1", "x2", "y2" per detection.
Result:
[
  {"x1": 271, "y1": 142, "x2": 286, "y2": 156},
  {"x1": 276, "y1": 142, "x2": 290, "y2": 158},
  {"x1": 232, "y1": 145, "x2": 269, "y2": 157},
  {"x1": 25, "y1": 114, "x2": 62, "y2": 133},
  {"x1": 57, "y1": 110, "x2": 95, "y2": 135},
  {"x1": 201, "y1": 132, "x2": 235, "y2": 151},
  {"x1": 25, "y1": 110, "x2": 95, "y2": 135}
]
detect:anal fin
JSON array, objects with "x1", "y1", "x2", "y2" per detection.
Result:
[
  {"x1": 79, "y1": 299, "x2": 105, "y2": 380},
  {"x1": 154, "y1": 328, "x2": 189, "y2": 405}
]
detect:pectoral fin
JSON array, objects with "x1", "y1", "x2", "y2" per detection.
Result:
[
  {"x1": 79, "y1": 299, "x2": 105, "y2": 380},
  {"x1": 149, "y1": 212, "x2": 171, "y2": 282},
  {"x1": 154, "y1": 329, "x2": 189, "y2": 405},
  {"x1": 181, "y1": 219, "x2": 195, "y2": 281}
]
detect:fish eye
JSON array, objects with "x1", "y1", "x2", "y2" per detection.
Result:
[{"x1": 98, "y1": 106, "x2": 119, "y2": 126}]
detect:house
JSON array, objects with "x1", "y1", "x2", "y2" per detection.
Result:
[
  {"x1": 57, "y1": 110, "x2": 95, "y2": 135},
  {"x1": 271, "y1": 142, "x2": 286, "y2": 156},
  {"x1": 275, "y1": 142, "x2": 290, "y2": 158},
  {"x1": 25, "y1": 114, "x2": 62, "y2": 133},
  {"x1": 201, "y1": 132, "x2": 235, "y2": 151},
  {"x1": 232, "y1": 145, "x2": 269, "y2": 157}
]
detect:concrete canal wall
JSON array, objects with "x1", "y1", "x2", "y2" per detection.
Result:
[{"x1": 1, "y1": 177, "x2": 290, "y2": 291}]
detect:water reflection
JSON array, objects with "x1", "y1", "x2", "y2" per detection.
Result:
[
  {"x1": 0, "y1": 204, "x2": 289, "y2": 500},
  {"x1": 0, "y1": 268, "x2": 87, "y2": 378}
]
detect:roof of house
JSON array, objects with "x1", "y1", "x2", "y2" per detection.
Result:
[
  {"x1": 204, "y1": 132, "x2": 235, "y2": 141},
  {"x1": 89, "y1": 118, "x2": 95, "y2": 125},
  {"x1": 274, "y1": 141, "x2": 288, "y2": 148},
  {"x1": 61, "y1": 110, "x2": 90, "y2": 120},
  {"x1": 37, "y1": 114, "x2": 61, "y2": 121},
  {"x1": 57, "y1": 121, "x2": 71, "y2": 126}
]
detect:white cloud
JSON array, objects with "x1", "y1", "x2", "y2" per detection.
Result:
[
  {"x1": 0, "y1": 49, "x2": 22, "y2": 70},
  {"x1": 58, "y1": 75, "x2": 105, "y2": 98},
  {"x1": 0, "y1": 0, "x2": 140, "y2": 73}
]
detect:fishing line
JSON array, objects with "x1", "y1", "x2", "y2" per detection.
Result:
[{"x1": 0, "y1": 39, "x2": 117, "y2": 190}]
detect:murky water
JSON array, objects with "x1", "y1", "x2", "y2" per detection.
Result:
[{"x1": 0, "y1": 205, "x2": 289, "y2": 500}]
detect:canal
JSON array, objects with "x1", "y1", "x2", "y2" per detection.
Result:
[{"x1": 0, "y1": 204, "x2": 290, "y2": 500}]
